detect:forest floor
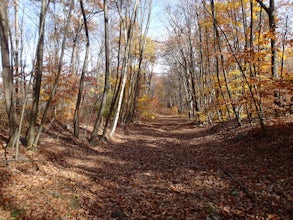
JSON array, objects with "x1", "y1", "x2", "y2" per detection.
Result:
[{"x1": 0, "y1": 113, "x2": 293, "y2": 219}]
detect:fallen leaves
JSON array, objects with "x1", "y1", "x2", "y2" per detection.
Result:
[{"x1": 0, "y1": 115, "x2": 292, "y2": 219}]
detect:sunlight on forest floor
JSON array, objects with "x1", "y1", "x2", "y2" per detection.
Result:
[{"x1": 0, "y1": 114, "x2": 292, "y2": 219}]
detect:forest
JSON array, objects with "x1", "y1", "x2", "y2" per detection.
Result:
[{"x1": 0, "y1": 0, "x2": 292, "y2": 219}]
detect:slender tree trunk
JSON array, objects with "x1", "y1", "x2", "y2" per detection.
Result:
[
  {"x1": 123, "y1": 63, "x2": 135, "y2": 125},
  {"x1": 129, "y1": 0, "x2": 152, "y2": 122},
  {"x1": 14, "y1": 0, "x2": 20, "y2": 110},
  {"x1": 196, "y1": 11, "x2": 206, "y2": 115},
  {"x1": 15, "y1": 72, "x2": 34, "y2": 159},
  {"x1": 109, "y1": 0, "x2": 138, "y2": 138},
  {"x1": 255, "y1": 0, "x2": 280, "y2": 116},
  {"x1": 213, "y1": 9, "x2": 266, "y2": 136},
  {"x1": 178, "y1": 48, "x2": 194, "y2": 118},
  {"x1": 210, "y1": 0, "x2": 231, "y2": 121},
  {"x1": 280, "y1": 16, "x2": 288, "y2": 79},
  {"x1": 187, "y1": 24, "x2": 200, "y2": 120},
  {"x1": 249, "y1": 0, "x2": 257, "y2": 77},
  {"x1": 100, "y1": 21, "x2": 124, "y2": 141},
  {"x1": 26, "y1": 0, "x2": 50, "y2": 149},
  {"x1": 204, "y1": 25, "x2": 217, "y2": 122},
  {"x1": 70, "y1": 23, "x2": 82, "y2": 76},
  {"x1": 109, "y1": 52, "x2": 130, "y2": 137},
  {"x1": 210, "y1": 0, "x2": 241, "y2": 125},
  {"x1": 33, "y1": 0, "x2": 74, "y2": 146},
  {"x1": 268, "y1": 1, "x2": 277, "y2": 80},
  {"x1": 89, "y1": 0, "x2": 111, "y2": 145},
  {"x1": 0, "y1": 0, "x2": 19, "y2": 148},
  {"x1": 74, "y1": 0, "x2": 89, "y2": 138},
  {"x1": 255, "y1": 0, "x2": 277, "y2": 78}
]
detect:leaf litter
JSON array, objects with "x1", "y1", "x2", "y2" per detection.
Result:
[{"x1": 0, "y1": 114, "x2": 292, "y2": 219}]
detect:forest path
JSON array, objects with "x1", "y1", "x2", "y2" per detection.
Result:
[
  {"x1": 97, "y1": 114, "x2": 225, "y2": 219},
  {"x1": 1, "y1": 114, "x2": 292, "y2": 219},
  {"x1": 80, "y1": 113, "x2": 291, "y2": 219}
]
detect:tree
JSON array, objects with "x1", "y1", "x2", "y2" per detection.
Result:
[
  {"x1": 159, "y1": 0, "x2": 290, "y2": 130},
  {"x1": 74, "y1": 0, "x2": 90, "y2": 138},
  {"x1": 109, "y1": 0, "x2": 139, "y2": 138},
  {"x1": 89, "y1": 0, "x2": 111, "y2": 145},
  {"x1": 26, "y1": 0, "x2": 50, "y2": 149},
  {"x1": 33, "y1": 0, "x2": 75, "y2": 146},
  {"x1": 210, "y1": 0, "x2": 241, "y2": 125},
  {"x1": 0, "y1": 0, "x2": 19, "y2": 148},
  {"x1": 126, "y1": 0, "x2": 153, "y2": 123},
  {"x1": 255, "y1": 0, "x2": 277, "y2": 78}
]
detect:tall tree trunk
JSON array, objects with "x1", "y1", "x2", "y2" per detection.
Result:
[
  {"x1": 74, "y1": 0, "x2": 90, "y2": 138},
  {"x1": 14, "y1": 0, "x2": 20, "y2": 110},
  {"x1": 109, "y1": 0, "x2": 138, "y2": 138},
  {"x1": 33, "y1": 0, "x2": 74, "y2": 146},
  {"x1": 100, "y1": 21, "x2": 123, "y2": 141},
  {"x1": 0, "y1": 0, "x2": 19, "y2": 148},
  {"x1": 70, "y1": 22, "x2": 82, "y2": 76},
  {"x1": 89, "y1": 0, "x2": 111, "y2": 145},
  {"x1": 187, "y1": 23, "x2": 200, "y2": 120},
  {"x1": 26, "y1": 0, "x2": 50, "y2": 149},
  {"x1": 212, "y1": 4, "x2": 266, "y2": 136},
  {"x1": 255, "y1": 0, "x2": 277, "y2": 78},
  {"x1": 209, "y1": 0, "x2": 231, "y2": 121},
  {"x1": 128, "y1": 0, "x2": 152, "y2": 122},
  {"x1": 177, "y1": 47, "x2": 194, "y2": 118},
  {"x1": 280, "y1": 16, "x2": 288, "y2": 78},
  {"x1": 210, "y1": 0, "x2": 241, "y2": 125},
  {"x1": 255, "y1": 0, "x2": 280, "y2": 115},
  {"x1": 197, "y1": 11, "x2": 212, "y2": 123}
]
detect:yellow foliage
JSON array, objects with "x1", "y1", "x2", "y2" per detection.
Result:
[
  {"x1": 197, "y1": 111, "x2": 207, "y2": 122},
  {"x1": 90, "y1": 88, "x2": 98, "y2": 94},
  {"x1": 136, "y1": 94, "x2": 163, "y2": 120},
  {"x1": 144, "y1": 38, "x2": 156, "y2": 63},
  {"x1": 228, "y1": 69, "x2": 241, "y2": 77},
  {"x1": 140, "y1": 111, "x2": 156, "y2": 121}
]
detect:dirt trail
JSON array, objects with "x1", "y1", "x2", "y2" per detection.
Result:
[{"x1": 0, "y1": 114, "x2": 292, "y2": 219}]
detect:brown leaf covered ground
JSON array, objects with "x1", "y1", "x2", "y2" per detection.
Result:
[{"x1": 0, "y1": 114, "x2": 293, "y2": 219}]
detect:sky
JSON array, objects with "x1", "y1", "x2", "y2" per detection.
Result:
[
  {"x1": 149, "y1": 1, "x2": 173, "y2": 73},
  {"x1": 147, "y1": 0, "x2": 293, "y2": 73},
  {"x1": 149, "y1": 1, "x2": 170, "y2": 41},
  {"x1": 1, "y1": 0, "x2": 292, "y2": 75},
  {"x1": 148, "y1": 0, "x2": 293, "y2": 40}
]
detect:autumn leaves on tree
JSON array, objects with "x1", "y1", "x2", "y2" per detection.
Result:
[
  {"x1": 0, "y1": 0, "x2": 292, "y2": 154},
  {"x1": 161, "y1": 0, "x2": 292, "y2": 134},
  {"x1": 0, "y1": 0, "x2": 155, "y2": 152}
]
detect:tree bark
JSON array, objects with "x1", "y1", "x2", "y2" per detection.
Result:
[
  {"x1": 26, "y1": 0, "x2": 50, "y2": 149},
  {"x1": 210, "y1": 0, "x2": 241, "y2": 125},
  {"x1": 34, "y1": 0, "x2": 74, "y2": 146},
  {"x1": 74, "y1": 0, "x2": 89, "y2": 138},
  {"x1": 70, "y1": 21, "x2": 82, "y2": 76},
  {"x1": 100, "y1": 21, "x2": 124, "y2": 141},
  {"x1": 255, "y1": 0, "x2": 277, "y2": 78},
  {"x1": 109, "y1": 0, "x2": 139, "y2": 138},
  {"x1": 0, "y1": 0, "x2": 19, "y2": 148},
  {"x1": 89, "y1": 0, "x2": 111, "y2": 145},
  {"x1": 14, "y1": 0, "x2": 20, "y2": 110},
  {"x1": 209, "y1": 0, "x2": 231, "y2": 121},
  {"x1": 128, "y1": 0, "x2": 152, "y2": 123}
]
